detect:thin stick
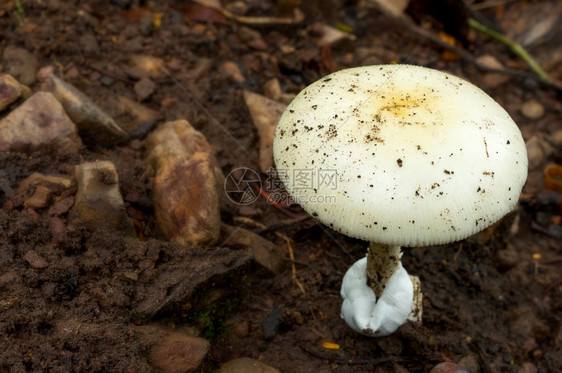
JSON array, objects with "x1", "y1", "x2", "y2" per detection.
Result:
[
  {"x1": 282, "y1": 236, "x2": 306, "y2": 295},
  {"x1": 468, "y1": 18, "x2": 550, "y2": 82}
]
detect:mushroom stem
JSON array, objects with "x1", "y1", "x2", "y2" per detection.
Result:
[{"x1": 366, "y1": 242, "x2": 401, "y2": 298}]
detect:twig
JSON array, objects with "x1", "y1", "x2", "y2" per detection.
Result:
[
  {"x1": 543, "y1": 279, "x2": 562, "y2": 298},
  {"x1": 253, "y1": 184, "x2": 299, "y2": 218},
  {"x1": 468, "y1": 18, "x2": 550, "y2": 82},
  {"x1": 283, "y1": 236, "x2": 306, "y2": 295}
]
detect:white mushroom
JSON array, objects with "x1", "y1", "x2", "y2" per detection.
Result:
[{"x1": 273, "y1": 64, "x2": 528, "y2": 336}]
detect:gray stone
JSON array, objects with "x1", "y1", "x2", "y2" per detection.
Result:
[
  {"x1": 68, "y1": 161, "x2": 133, "y2": 234},
  {"x1": 0, "y1": 73, "x2": 31, "y2": 111},
  {"x1": 0, "y1": 92, "x2": 82, "y2": 154},
  {"x1": 3, "y1": 46, "x2": 39, "y2": 85},
  {"x1": 40, "y1": 71, "x2": 128, "y2": 142},
  {"x1": 218, "y1": 357, "x2": 280, "y2": 373},
  {"x1": 145, "y1": 120, "x2": 223, "y2": 247}
]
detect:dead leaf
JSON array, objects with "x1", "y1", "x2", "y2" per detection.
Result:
[
  {"x1": 120, "y1": 8, "x2": 152, "y2": 22},
  {"x1": 176, "y1": 5, "x2": 228, "y2": 24},
  {"x1": 243, "y1": 91, "x2": 287, "y2": 173}
]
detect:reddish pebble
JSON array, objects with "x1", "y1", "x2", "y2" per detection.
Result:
[
  {"x1": 247, "y1": 38, "x2": 268, "y2": 50},
  {"x1": 49, "y1": 216, "x2": 66, "y2": 237},
  {"x1": 22, "y1": 208, "x2": 41, "y2": 223},
  {"x1": 23, "y1": 250, "x2": 49, "y2": 269},
  {"x1": 48, "y1": 197, "x2": 74, "y2": 216},
  {"x1": 160, "y1": 97, "x2": 178, "y2": 108}
]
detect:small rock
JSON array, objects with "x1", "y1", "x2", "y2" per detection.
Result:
[
  {"x1": 3, "y1": 46, "x2": 39, "y2": 85},
  {"x1": 243, "y1": 90, "x2": 287, "y2": 173},
  {"x1": 225, "y1": 1, "x2": 249, "y2": 14},
  {"x1": 0, "y1": 92, "x2": 82, "y2": 155},
  {"x1": 475, "y1": 55, "x2": 510, "y2": 88},
  {"x1": 23, "y1": 185, "x2": 53, "y2": 209},
  {"x1": 0, "y1": 74, "x2": 31, "y2": 111},
  {"x1": 519, "y1": 362, "x2": 537, "y2": 373},
  {"x1": 117, "y1": 271, "x2": 138, "y2": 282},
  {"x1": 100, "y1": 76, "x2": 115, "y2": 87},
  {"x1": 247, "y1": 38, "x2": 268, "y2": 51},
  {"x1": 525, "y1": 136, "x2": 545, "y2": 170},
  {"x1": 458, "y1": 354, "x2": 479, "y2": 373},
  {"x1": 149, "y1": 332, "x2": 210, "y2": 373},
  {"x1": 64, "y1": 66, "x2": 79, "y2": 80},
  {"x1": 520, "y1": 100, "x2": 545, "y2": 120},
  {"x1": 429, "y1": 362, "x2": 468, "y2": 373},
  {"x1": 293, "y1": 311, "x2": 304, "y2": 325},
  {"x1": 112, "y1": 95, "x2": 161, "y2": 138},
  {"x1": 161, "y1": 96, "x2": 178, "y2": 108},
  {"x1": 134, "y1": 76, "x2": 156, "y2": 102},
  {"x1": 221, "y1": 224, "x2": 285, "y2": 275},
  {"x1": 145, "y1": 120, "x2": 223, "y2": 247},
  {"x1": 126, "y1": 55, "x2": 167, "y2": 80},
  {"x1": 49, "y1": 216, "x2": 66, "y2": 238},
  {"x1": 235, "y1": 320, "x2": 249, "y2": 338},
  {"x1": 218, "y1": 357, "x2": 280, "y2": 373},
  {"x1": 79, "y1": 33, "x2": 100, "y2": 55},
  {"x1": 68, "y1": 161, "x2": 134, "y2": 234},
  {"x1": 551, "y1": 128, "x2": 562, "y2": 147},
  {"x1": 263, "y1": 78, "x2": 282, "y2": 101},
  {"x1": 221, "y1": 61, "x2": 245, "y2": 84},
  {"x1": 23, "y1": 250, "x2": 49, "y2": 269},
  {"x1": 262, "y1": 307, "x2": 283, "y2": 341},
  {"x1": 237, "y1": 26, "x2": 262, "y2": 44},
  {"x1": 13, "y1": 173, "x2": 73, "y2": 210},
  {"x1": 48, "y1": 197, "x2": 75, "y2": 216},
  {"x1": 39, "y1": 72, "x2": 128, "y2": 142},
  {"x1": 36, "y1": 65, "x2": 55, "y2": 81},
  {"x1": 496, "y1": 247, "x2": 520, "y2": 271}
]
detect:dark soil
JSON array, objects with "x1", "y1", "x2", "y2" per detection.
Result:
[{"x1": 1, "y1": 1, "x2": 561, "y2": 372}]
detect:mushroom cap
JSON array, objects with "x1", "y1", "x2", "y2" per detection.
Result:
[{"x1": 273, "y1": 65, "x2": 528, "y2": 246}]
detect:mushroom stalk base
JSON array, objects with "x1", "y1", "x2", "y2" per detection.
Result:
[
  {"x1": 341, "y1": 257, "x2": 414, "y2": 336},
  {"x1": 366, "y1": 242, "x2": 401, "y2": 298}
]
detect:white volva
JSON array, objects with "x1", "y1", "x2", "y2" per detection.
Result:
[{"x1": 341, "y1": 258, "x2": 413, "y2": 336}]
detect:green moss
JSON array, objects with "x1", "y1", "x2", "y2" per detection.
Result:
[{"x1": 194, "y1": 296, "x2": 237, "y2": 339}]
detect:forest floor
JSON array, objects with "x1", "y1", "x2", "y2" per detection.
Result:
[{"x1": 0, "y1": 0, "x2": 560, "y2": 372}]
